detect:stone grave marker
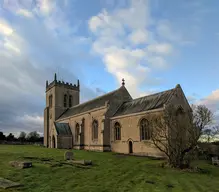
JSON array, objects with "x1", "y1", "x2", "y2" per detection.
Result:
[
  {"x1": 0, "y1": 177, "x2": 22, "y2": 189},
  {"x1": 9, "y1": 161, "x2": 32, "y2": 169},
  {"x1": 64, "y1": 151, "x2": 74, "y2": 160}
]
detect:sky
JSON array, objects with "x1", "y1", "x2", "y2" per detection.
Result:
[{"x1": 0, "y1": 0, "x2": 219, "y2": 136}]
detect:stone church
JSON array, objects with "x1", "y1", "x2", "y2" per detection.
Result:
[{"x1": 44, "y1": 73, "x2": 191, "y2": 157}]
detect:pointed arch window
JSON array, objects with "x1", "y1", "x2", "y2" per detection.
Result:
[
  {"x1": 64, "y1": 94, "x2": 67, "y2": 107},
  {"x1": 176, "y1": 106, "x2": 184, "y2": 116},
  {"x1": 69, "y1": 95, "x2": 72, "y2": 108},
  {"x1": 92, "y1": 120, "x2": 98, "y2": 140},
  {"x1": 140, "y1": 118, "x2": 151, "y2": 140},
  {"x1": 114, "y1": 122, "x2": 121, "y2": 140},
  {"x1": 75, "y1": 123, "x2": 80, "y2": 143},
  {"x1": 49, "y1": 95, "x2": 53, "y2": 108}
]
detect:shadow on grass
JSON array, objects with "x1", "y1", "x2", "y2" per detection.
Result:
[
  {"x1": 113, "y1": 153, "x2": 165, "y2": 160},
  {"x1": 23, "y1": 156, "x2": 54, "y2": 162},
  {"x1": 145, "y1": 180, "x2": 156, "y2": 184}
]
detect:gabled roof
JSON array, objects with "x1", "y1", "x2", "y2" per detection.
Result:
[
  {"x1": 113, "y1": 88, "x2": 176, "y2": 117},
  {"x1": 54, "y1": 122, "x2": 72, "y2": 135},
  {"x1": 57, "y1": 86, "x2": 132, "y2": 120}
]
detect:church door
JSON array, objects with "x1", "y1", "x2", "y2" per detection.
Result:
[
  {"x1": 52, "y1": 136, "x2": 56, "y2": 148},
  {"x1": 129, "y1": 141, "x2": 133, "y2": 154}
]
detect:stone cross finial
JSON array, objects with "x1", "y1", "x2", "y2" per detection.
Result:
[
  {"x1": 122, "y1": 78, "x2": 125, "y2": 86},
  {"x1": 175, "y1": 84, "x2": 180, "y2": 88}
]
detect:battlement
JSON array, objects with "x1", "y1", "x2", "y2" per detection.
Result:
[{"x1": 46, "y1": 73, "x2": 80, "y2": 92}]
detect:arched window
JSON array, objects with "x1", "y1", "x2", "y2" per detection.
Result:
[
  {"x1": 64, "y1": 94, "x2": 67, "y2": 107},
  {"x1": 69, "y1": 95, "x2": 72, "y2": 108},
  {"x1": 140, "y1": 118, "x2": 151, "y2": 140},
  {"x1": 49, "y1": 95, "x2": 53, "y2": 108},
  {"x1": 75, "y1": 123, "x2": 79, "y2": 143},
  {"x1": 92, "y1": 120, "x2": 98, "y2": 140},
  {"x1": 176, "y1": 106, "x2": 184, "y2": 116},
  {"x1": 114, "y1": 122, "x2": 121, "y2": 140}
]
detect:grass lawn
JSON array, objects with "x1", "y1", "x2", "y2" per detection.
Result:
[{"x1": 0, "y1": 145, "x2": 219, "y2": 192}]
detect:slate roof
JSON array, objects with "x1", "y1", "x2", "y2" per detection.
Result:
[
  {"x1": 54, "y1": 122, "x2": 72, "y2": 135},
  {"x1": 58, "y1": 86, "x2": 131, "y2": 120},
  {"x1": 113, "y1": 88, "x2": 176, "y2": 117}
]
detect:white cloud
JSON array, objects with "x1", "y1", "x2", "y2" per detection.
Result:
[
  {"x1": 128, "y1": 29, "x2": 148, "y2": 45},
  {"x1": 195, "y1": 89, "x2": 219, "y2": 125},
  {"x1": 16, "y1": 9, "x2": 33, "y2": 17},
  {"x1": 89, "y1": 14, "x2": 105, "y2": 33},
  {"x1": 0, "y1": 0, "x2": 97, "y2": 135},
  {"x1": 146, "y1": 56, "x2": 166, "y2": 69},
  {"x1": 197, "y1": 90, "x2": 219, "y2": 112},
  {"x1": 156, "y1": 19, "x2": 195, "y2": 46},
  {"x1": 89, "y1": 0, "x2": 181, "y2": 97},
  {"x1": 207, "y1": 90, "x2": 219, "y2": 101},
  {"x1": 4, "y1": 41, "x2": 20, "y2": 53},
  {"x1": 35, "y1": 0, "x2": 55, "y2": 16},
  {"x1": 0, "y1": 19, "x2": 13, "y2": 36},
  {"x1": 147, "y1": 43, "x2": 173, "y2": 55}
]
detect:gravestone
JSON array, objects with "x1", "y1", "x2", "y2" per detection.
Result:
[
  {"x1": 212, "y1": 156, "x2": 219, "y2": 165},
  {"x1": 9, "y1": 161, "x2": 32, "y2": 169},
  {"x1": 0, "y1": 177, "x2": 22, "y2": 189},
  {"x1": 64, "y1": 151, "x2": 74, "y2": 160}
]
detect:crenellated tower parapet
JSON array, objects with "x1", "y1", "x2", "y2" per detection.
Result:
[{"x1": 46, "y1": 73, "x2": 80, "y2": 92}]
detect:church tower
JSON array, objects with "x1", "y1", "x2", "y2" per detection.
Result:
[{"x1": 44, "y1": 73, "x2": 80, "y2": 147}]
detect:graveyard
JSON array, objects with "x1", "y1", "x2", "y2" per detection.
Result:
[{"x1": 0, "y1": 145, "x2": 219, "y2": 192}]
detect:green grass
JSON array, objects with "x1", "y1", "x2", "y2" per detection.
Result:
[{"x1": 0, "y1": 145, "x2": 219, "y2": 192}]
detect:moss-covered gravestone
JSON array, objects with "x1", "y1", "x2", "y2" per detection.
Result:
[{"x1": 64, "y1": 151, "x2": 74, "y2": 160}]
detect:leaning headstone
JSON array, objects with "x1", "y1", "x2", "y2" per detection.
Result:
[
  {"x1": 64, "y1": 151, "x2": 74, "y2": 160},
  {"x1": 9, "y1": 161, "x2": 32, "y2": 169},
  {"x1": 0, "y1": 177, "x2": 22, "y2": 189}
]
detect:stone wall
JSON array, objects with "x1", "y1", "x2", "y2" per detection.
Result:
[
  {"x1": 57, "y1": 106, "x2": 108, "y2": 151},
  {"x1": 57, "y1": 136, "x2": 72, "y2": 149},
  {"x1": 110, "y1": 109, "x2": 165, "y2": 157},
  {"x1": 110, "y1": 86, "x2": 191, "y2": 157}
]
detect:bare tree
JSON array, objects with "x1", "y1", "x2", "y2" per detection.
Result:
[
  {"x1": 149, "y1": 104, "x2": 213, "y2": 168},
  {"x1": 203, "y1": 126, "x2": 219, "y2": 143}
]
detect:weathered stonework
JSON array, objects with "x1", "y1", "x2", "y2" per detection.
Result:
[
  {"x1": 44, "y1": 74, "x2": 191, "y2": 158},
  {"x1": 110, "y1": 109, "x2": 165, "y2": 157}
]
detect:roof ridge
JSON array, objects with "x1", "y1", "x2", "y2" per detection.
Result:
[
  {"x1": 68, "y1": 86, "x2": 122, "y2": 109},
  {"x1": 125, "y1": 88, "x2": 175, "y2": 104},
  {"x1": 113, "y1": 86, "x2": 177, "y2": 117}
]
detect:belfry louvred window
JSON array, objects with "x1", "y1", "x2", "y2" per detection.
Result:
[
  {"x1": 64, "y1": 94, "x2": 67, "y2": 107},
  {"x1": 69, "y1": 95, "x2": 72, "y2": 107},
  {"x1": 49, "y1": 95, "x2": 52, "y2": 108}
]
